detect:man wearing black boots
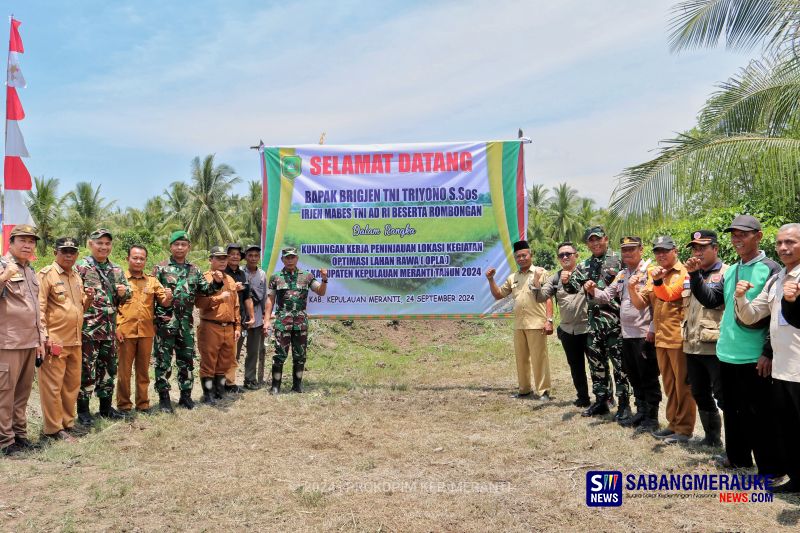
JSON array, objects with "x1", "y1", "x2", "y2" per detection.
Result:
[
  {"x1": 683, "y1": 230, "x2": 727, "y2": 447},
  {"x1": 265, "y1": 247, "x2": 328, "y2": 394},
  {"x1": 584, "y1": 236, "x2": 661, "y2": 431}
]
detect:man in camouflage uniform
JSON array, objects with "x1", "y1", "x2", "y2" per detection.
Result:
[
  {"x1": 152, "y1": 231, "x2": 224, "y2": 412},
  {"x1": 75, "y1": 228, "x2": 131, "y2": 424},
  {"x1": 565, "y1": 226, "x2": 631, "y2": 419},
  {"x1": 265, "y1": 247, "x2": 328, "y2": 394}
]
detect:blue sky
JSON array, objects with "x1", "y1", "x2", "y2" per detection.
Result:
[{"x1": 9, "y1": 0, "x2": 750, "y2": 208}]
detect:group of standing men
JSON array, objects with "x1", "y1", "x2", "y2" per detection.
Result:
[
  {"x1": 0, "y1": 224, "x2": 326, "y2": 456},
  {"x1": 489, "y1": 218, "x2": 800, "y2": 492}
]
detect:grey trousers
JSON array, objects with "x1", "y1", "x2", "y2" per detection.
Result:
[{"x1": 244, "y1": 327, "x2": 266, "y2": 383}]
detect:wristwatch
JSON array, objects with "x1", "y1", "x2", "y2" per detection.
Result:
[{"x1": 321, "y1": 279, "x2": 328, "y2": 283}]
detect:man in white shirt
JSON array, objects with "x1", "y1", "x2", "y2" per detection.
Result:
[{"x1": 735, "y1": 223, "x2": 800, "y2": 493}]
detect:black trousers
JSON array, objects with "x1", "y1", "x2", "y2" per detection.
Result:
[
  {"x1": 556, "y1": 328, "x2": 590, "y2": 403},
  {"x1": 686, "y1": 353, "x2": 723, "y2": 412},
  {"x1": 621, "y1": 337, "x2": 662, "y2": 410},
  {"x1": 773, "y1": 378, "x2": 800, "y2": 482},
  {"x1": 719, "y1": 361, "x2": 784, "y2": 475}
]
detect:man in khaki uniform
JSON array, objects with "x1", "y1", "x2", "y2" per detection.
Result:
[
  {"x1": 631, "y1": 236, "x2": 696, "y2": 443},
  {"x1": 38, "y1": 237, "x2": 92, "y2": 441},
  {"x1": 195, "y1": 247, "x2": 241, "y2": 404},
  {"x1": 0, "y1": 224, "x2": 46, "y2": 456},
  {"x1": 486, "y1": 240, "x2": 554, "y2": 400},
  {"x1": 116, "y1": 245, "x2": 172, "y2": 413}
]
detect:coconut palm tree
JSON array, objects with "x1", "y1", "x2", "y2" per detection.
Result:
[
  {"x1": 162, "y1": 181, "x2": 192, "y2": 233},
  {"x1": 185, "y1": 155, "x2": 241, "y2": 250},
  {"x1": 609, "y1": 0, "x2": 800, "y2": 229},
  {"x1": 241, "y1": 180, "x2": 263, "y2": 245},
  {"x1": 66, "y1": 182, "x2": 114, "y2": 243},
  {"x1": 548, "y1": 183, "x2": 583, "y2": 243},
  {"x1": 25, "y1": 176, "x2": 64, "y2": 252}
]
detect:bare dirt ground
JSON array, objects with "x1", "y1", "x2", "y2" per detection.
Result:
[{"x1": 2, "y1": 320, "x2": 799, "y2": 532}]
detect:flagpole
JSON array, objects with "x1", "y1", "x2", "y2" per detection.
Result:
[{"x1": 0, "y1": 16, "x2": 11, "y2": 254}]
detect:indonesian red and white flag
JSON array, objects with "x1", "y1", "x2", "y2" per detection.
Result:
[{"x1": 2, "y1": 17, "x2": 33, "y2": 252}]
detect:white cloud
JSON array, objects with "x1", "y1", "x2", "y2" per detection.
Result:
[{"x1": 49, "y1": 0, "x2": 678, "y2": 151}]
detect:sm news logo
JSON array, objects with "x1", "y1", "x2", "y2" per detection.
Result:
[{"x1": 586, "y1": 471, "x2": 623, "y2": 507}]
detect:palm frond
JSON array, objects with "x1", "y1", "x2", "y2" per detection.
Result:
[
  {"x1": 669, "y1": 0, "x2": 800, "y2": 52},
  {"x1": 609, "y1": 132, "x2": 800, "y2": 230}
]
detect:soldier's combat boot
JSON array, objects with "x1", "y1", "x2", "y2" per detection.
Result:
[
  {"x1": 202, "y1": 378, "x2": 217, "y2": 405},
  {"x1": 581, "y1": 395, "x2": 610, "y2": 417},
  {"x1": 214, "y1": 375, "x2": 226, "y2": 400},
  {"x1": 98, "y1": 397, "x2": 128, "y2": 420},
  {"x1": 291, "y1": 362, "x2": 304, "y2": 393},
  {"x1": 613, "y1": 396, "x2": 632, "y2": 422},
  {"x1": 619, "y1": 403, "x2": 647, "y2": 428},
  {"x1": 178, "y1": 389, "x2": 195, "y2": 410},
  {"x1": 77, "y1": 398, "x2": 94, "y2": 426},
  {"x1": 270, "y1": 363, "x2": 283, "y2": 395},
  {"x1": 698, "y1": 410, "x2": 722, "y2": 447},
  {"x1": 158, "y1": 389, "x2": 174, "y2": 414}
]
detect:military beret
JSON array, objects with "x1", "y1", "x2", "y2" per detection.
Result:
[
  {"x1": 169, "y1": 230, "x2": 190, "y2": 244},
  {"x1": 9, "y1": 224, "x2": 40, "y2": 240}
]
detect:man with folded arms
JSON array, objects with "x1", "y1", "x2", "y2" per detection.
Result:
[{"x1": 37, "y1": 237, "x2": 93, "y2": 441}]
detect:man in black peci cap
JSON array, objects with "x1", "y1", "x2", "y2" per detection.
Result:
[{"x1": 486, "y1": 240, "x2": 554, "y2": 401}]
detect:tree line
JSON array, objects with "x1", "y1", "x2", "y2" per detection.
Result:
[{"x1": 23, "y1": 155, "x2": 261, "y2": 263}]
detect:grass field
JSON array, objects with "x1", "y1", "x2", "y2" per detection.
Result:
[{"x1": 2, "y1": 320, "x2": 799, "y2": 532}]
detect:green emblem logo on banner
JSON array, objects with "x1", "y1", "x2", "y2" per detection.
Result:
[{"x1": 281, "y1": 155, "x2": 302, "y2": 180}]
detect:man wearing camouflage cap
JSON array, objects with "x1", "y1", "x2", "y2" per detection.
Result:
[
  {"x1": 151, "y1": 231, "x2": 224, "y2": 412},
  {"x1": 37, "y1": 237, "x2": 93, "y2": 441},
  {"x1": 265, "y1": 247, "x2": 328, "y2": 394},
  {"x1": 565, "y1": 226, "x2": 630, "y2": 419},
  {"x1": 0, "y1": 225, "x2": 46, "y2": 455},
  {"x1": 75, "y1": 228, "x2": 132, "y2": 424}
]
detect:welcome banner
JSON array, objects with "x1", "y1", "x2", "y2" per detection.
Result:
[{"x1": 260, "y1": 141, "x2": 527, "y2": 319}]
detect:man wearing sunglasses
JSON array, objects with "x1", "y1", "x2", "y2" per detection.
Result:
[{"x1": 533, "y1": 242, "x2": 590, "y2": 408}]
